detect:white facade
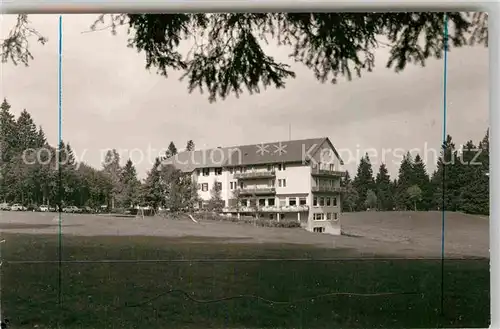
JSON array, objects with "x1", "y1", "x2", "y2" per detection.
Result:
[{"x1": 189, "y1": 147, "x2": 345, "y2": 235}]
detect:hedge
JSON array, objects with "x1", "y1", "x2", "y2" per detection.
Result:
[{"x1": 194, "y1": 212, "x2": 301, "y2": 228}]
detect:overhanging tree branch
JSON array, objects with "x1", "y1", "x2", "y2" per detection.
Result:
[{"x1": 2, "y1": 13, "x2": 488, "y2": 102}]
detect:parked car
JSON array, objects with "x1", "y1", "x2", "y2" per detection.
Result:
[
  {"x1": 62, "y1": 206, "x2": 81, "y2": 213},
  {"x1": 27, "y1": 204, "x2": 38, "y2": 212},
  {"x1": 39, "y1": 205, "x2": 49, "y2": 212},
  {"x1": 10, "y1": 204, "x2": 27, "y2": 211},
  {"x1": 0, "y1": 203, "x2": 10, "y2": 211},
  {"x1": 80, "y1": 206, "x2": 92, "y2": 213}
]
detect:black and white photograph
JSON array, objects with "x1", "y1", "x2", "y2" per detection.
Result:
[{"x1": 0, "y1": 12, "x2": 490, "y2": 328}]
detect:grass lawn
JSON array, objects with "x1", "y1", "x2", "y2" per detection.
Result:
[{"x1": 1, "y1": 233, "x2": 490, "y2": 328}]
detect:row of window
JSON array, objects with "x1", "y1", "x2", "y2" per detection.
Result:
[
  {"x1": 198, "y1": 182, "x2": 222, "y2": 192},
  {"x1": 239, "y1": 197, "x2": 337, "y2": 208},
  {"x1": 313, "y1": 196, "x2": 338, "y2": 207},
  {"x1": 197, "y1": 184, "x2": 338, "y2": 207},
  {"x1": 314, "y1": 178, "x2": 339, "y2": 187},
  {"x1": 197, "y1": 162, "x2": 340, "y2": 178},
  {"x1": 199, "y1": 168, "x2": 223, "y2": 176},
  {"x1": 240, "y1": 197, "x2": 308, "y2": 207},
  {"x1": 313, "y1": 213, "x2": 339, "y2": 221},
  {"x1": 197, "y1": 164, "x2": 287, "y2": 177},
  {"x1": 229, "y1": 163, "x2": 286, "y2": 173},
  {"x1": 312, "y1": 163, "x2": 336, "y2": 171},
  {"x1": 199, "y1": 179, "x2": 287, "y2": 192}
]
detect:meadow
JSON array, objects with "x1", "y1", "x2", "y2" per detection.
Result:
[{"x1": 0, "y1": 211, "x2": 490, "y2": 328}]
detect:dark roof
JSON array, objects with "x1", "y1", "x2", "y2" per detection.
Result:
[
  {"x1": 162, "y1": 146, "x2": 238, "y2": 173},
  {"x1": 164, "y1": 137, "x2": 343, "y2": 173}
]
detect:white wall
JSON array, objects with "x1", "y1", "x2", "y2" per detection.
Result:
[
  {"x1": 225, "y1": 171, "x2": 238, "y2": 203},
  {"x1": 193, "y1": 168, "x2": 229, "y2": 205},
  {"x1": 312, "y1": 140, "x2": 342, "y2": 170},
  {"x1": 275, "y1": 163, "x2": 311, "y2": 195},
  {"x1": 193, "y1": 163, "x2": 314, "y2": 208},
  {"x1": 307, "y1": 209, "x2": 342, "y2": 236}
]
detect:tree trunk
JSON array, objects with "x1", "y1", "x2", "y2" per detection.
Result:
[{"x1": 414, "y1": 200, "x2": 417, "y2": 211}]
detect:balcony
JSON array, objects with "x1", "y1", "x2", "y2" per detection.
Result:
[
  {"x1": 312, "y1": 186, "x2": 346, "y2": 193},
  {"x1": 234, "y1": 170, "x2": 276, "y2": 180},
  {"x1": 260, "y1": 205, "x2": 309, "y2": 213},
  {"x1": 223, "y1": 205, "x2": 309, "y2": 213},
  {"x1": 311, "y1": 168, "x2": 346, "y2": 177},
  {"x1": 239, "y1": 187, "x2": 276, "y2": 195}
]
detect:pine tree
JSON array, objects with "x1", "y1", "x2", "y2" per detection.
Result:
[
  {"x1": 341, "y1": 171, "x2": 358, "y2": 212},
  {"x1": 16, "y1": 109, "x2": 39, "y2": 152},
  {"x1": 0, "y1": 98, "x2": 17, "y2": 164},
  {"x1": 432, "y1": 135, "x2": 461, "y2": 211},
  {"x1": 355, "y1": 154, "x2": 375, "y2": 209},
  {"x1": 479, "y1": 128, "x2": 489, "y2": 172},
  {"x1": 102, "y1": 149, "x2": 122, "y2": 209},
  {"x1": 37, "y1": 126, "x2": 47, "y2": 146},
  {"x1": 352, "y1": 154, "x2": 375, "y2": 211},
  {"x1": 395, "y1": 152, "x2": 414, "y2": 210},
  {"x1": 166, "y1": 141, "x2": 178, "y2": 158},
  {"x1": 458, "y1": 167, "x2": 488, "y2": 215},
  {"x1": 456, "y1": 140, "x2": 477, "y2": 186},
  {"x1": 457, "y1": 132, "x2": 489, "y2": 215},
  {"x1": 477, "y1": 129, "x2": 490, "y2": 214},
  {"x1": 185, "y1": 140, "x2": 195, "y2": 151},
  {"x1": 64, "y1": 142, "x2": 76, "y2": 167},
  {"x1": 0, "y1": 99, "x2": 16, "y2": 201},
  {"x1": 55, "y1": 140, "x2": 78, "y2": 206},
  {"x1": 0, "y1": 94, "x2": 490, "y2": 217},
  {"x1": 120, "y1": 159, "x2": 141, "y2": 208},
  {"x1": 375, "y1": 163, "x2": 393, "y2": 211},
  {"x1": 412, "y1": 154, "x2": 431, "y2": 210},
  {"x1": 143, "y1": 157, "x2": 163, "y2": 211}
]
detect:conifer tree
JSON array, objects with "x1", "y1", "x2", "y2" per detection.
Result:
[
  {"x1": 102, "y1": 149, "x2": 122, "y2": 208},
  {"x1": 352, "y1": 154, "x2": 375, "y2": 211},
  {"x1": 120, "y1": 159, "x2": 141, "y2": 208},
  {"x1": 432, "y1": 135, "x2": 461, "y2": 211},
  {"x1": 143, "y1": 157, "x2": 163, "y2": 211},
  {"x1": 16, "y1": 109, "x2": 39, "y2": 152},
  {"x1": 412, "y1": 154, "x2": 431, "y2": 210},
  {"x1": 166, "y1": 141, "x2": 178, "y2": 158},
  {"x1": 185, "y1": 140, "x2": 195, "y2": 151},
  {"x1": 375, "y1": 163, "x2": 393, "y2": 211},
  {"x1": 395, "y1": 152, "x2": 414, "y2": 210}
]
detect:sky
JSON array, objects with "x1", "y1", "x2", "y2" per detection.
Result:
[{"x1": 0, "y1": 14, "x2": 489, "y2": 180}]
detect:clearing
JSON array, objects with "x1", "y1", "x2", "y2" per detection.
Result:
[{"x1": 0, "y1": 210, "x2": 490, "y2": 328}]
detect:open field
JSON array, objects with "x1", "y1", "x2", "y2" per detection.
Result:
[
  {"x1": 0, "y1": 211, "x2": 490, "y2": 328},
  {"x1": 0, "y1": 210, "x2": 490, "y2": 258}
]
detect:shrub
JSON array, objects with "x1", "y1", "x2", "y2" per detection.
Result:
[{"x1": 193, "y1": 211, "x2": 300, "y2": 229}]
